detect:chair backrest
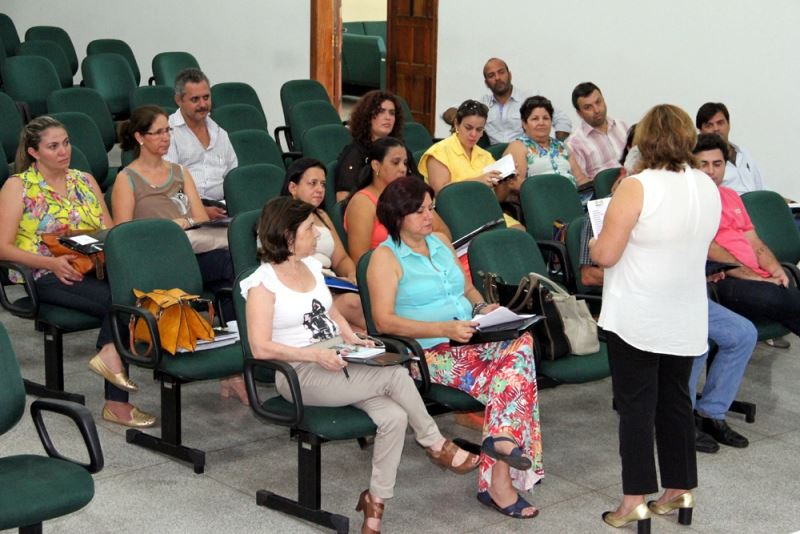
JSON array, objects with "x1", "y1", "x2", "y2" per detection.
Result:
[
  {"x1": 120, "y1": 148, "x2": 136, "y2": 169},
  {"x1": 486, "y1": 143, "x2": 508, "y2": 161},
  {"x1": 395, "y1": 94, "x2": 414, "y2": 123},
  {"x1": 86, "y1": 38, "x2": 140, "y2": 85},
  {"x1": 0, "y1": 91, "x2": 24, "y2": 163},
  {"x1": 742, "y1": 190, "x2": 800, "y2": 264},
  {"x1": 18, "y1": 40, "x2": 72, "y2": 87},
  {"x1": 302, "y1": 123, "x2": 352, "y2": 166},
  {"x1": 341, "y1": 34, "x2": 386, "y2": 89},
  {"x1": 69, "y1": 145, "x2": 93, "y2": 176},
  {"x1": 211, "y1": 82, "x2": 265, "y2": 120},
  {"x1": 228, "y1": 210, "x2": 261, "y2": 277},
  {"x1": 0, "y1": 13, "x2": 20, "y2": 56},
  {"x1": 324, "y1": 160, "x2": 339, "y2": 214},
  {"x1": 25, "y1": 25, "x2": 78, "y2": 75},
  {"x1": 106, "y1": 219, "x2": 203, "y2": 307},
  {"x1": 229, "y1": 129, "x2": 285, "y2": 168},
  {"x1": 435, "y1": 181, "x2": 507, "y2": 242},
  {"x1": 48, "y1": 87, "x2": 115, "y2": 151},
  {"x1": 223, "y1": 163, "x2": 285, "y2": 217},
  {"x1": 402, "y1": 121, "x2": 433, "y2": 154},
  {"x1": 280, "y1": 79, "x2": 329, "y2": 126},
  {"x1": 49, "y1": 111, "x2": 108, "y2": 185},
  {"x1": 212, "y1": 103, "x2": 268, "y2": 134},
  {"x1": 288, "y1": 100, "x2": 342, "y2": 153},
  {"x1": 467, "y1": 228, "x2": 548, "y2": 295},
  {"x1": 151, "y1": 51, "x2": 199, "y2": 86},
  {"x1": 0, "y1": 144, "x2": 8, "y2": 187},
  {"x1": 0, "y1": 322, "x2": 26, "y2": 435},
  {"x1": 1, "y1": 55, "x2": 61, "y2": 117},
  {"x1": 520, "y1": 174, "x2": 584, "y2": 241},
  {"x1": 81, "y1": 53, "x2": 137, "y2": 117},
  {"x1": 593, "y1": 167, "x2": 621, "y2": 199},
  {"x1": 343, "y1": 22, "x2": 366, "y2": 35},
  {"x1": 328, "y1": 200, "x2": 348, "y2": 251},
  {"x1": 129, "y1": 85, "x2": 177, "y2": 115},
  {"x1": 232, "y1": 265, "x2": 259, "y2": 360},
  {"x1": 355, "y1": 250, "x2": 379, "y2": 335}
]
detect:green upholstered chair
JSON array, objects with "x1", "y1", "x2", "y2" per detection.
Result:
[
  {"x1": 69, "y1": 145, "x2": 93, "y2": 176},
  {"x1": 592, "y1": 167, "x2": 621, "y2": 199},
  {"x1": 86, "y1": 38, "x2": 140, "y2": 85},
  {"x1": 486, "y1": 143, "x2": 508, "y2": 161},
  {"x1": 0, "y1": 145, "x2": 7, "y2": 187},
  {"x1": 0, "y1": 322, "x2": 103, "y2": 534},
  {"x1": 48, "y1": 111, "x2": 111, "y2": 189},
  {"x1": 286, "y1": 100, "x2": 343, "y2": 153},
  {"x1": 341, "y1": 33, "x2": 386, "y2": 91},
  {"x1": 228, "y1": 210, "x2": 261, "y2": 277},
  {"x1": 434, "y1": 181, "x2": 506, "y2": 242},
  {"x1": 211, "y1": 82, "x2": 266, "y2": 121},
  {"x1": 395, "y1": 95, "x2": 414, "y2": 124},
  {"x1": 150, "y1": 51, "x2": 199, "y2": 86},
  {"x1": 223, "y1": 163, "x2": 284, "y2": 217},
  {"x1": 302, "y1": 124, "x2": 351, "y2": 167},
  {"x1": 277, "y1": 79, "x2": 330, "y2": 151},
  {"x1": 468, "y1": 229, "x2": 610, "y2": 384},
  {"x1": 105, "y1": 219, "x2": 243, "y2": 473},
  {"x1": 0, "y1": 91, "x2": 24, "y2": 164},
  {"x1": 48, "y1": 87, "x2": 116, "y2": 152},
  {"x1": 229, "y1": 129, "x2": 290, "y2": 169},
  {"x1": 18, "y1": 40, "x2": 73, "y2": 88},
  {"x1": 234, "y1": 266, "x2": 376, "y2": 533},
  {"x1": 1, "y1": 55, "x2": 61, "y2": 118},
  {"x1": 81, "y1": 53, "x2": 137, "y2": 119},
  {"x1": 324, "y1": 160, "x2": 340, "y2": 214},
  {"x1": 129, "y1": 85, "x2": 177, "y2": 115},
  {"x1": 328, "y1": 200, "x2": 348, "y2": 252},
  {"x1": 0, "y1": 13, "x2": 21, "y2": 57},
  {"x1": 0, "y1": 261, "x2": 99, "y2": 405},
  {"x1": 24, "y1": 26, "x2": 78, "y2": 76},
  {"x1": 212, "y1": 103, "x2": 268, "y2": 134},
  {"x1": 403, "y1": 122, "x2": 433, "y2": 154}
]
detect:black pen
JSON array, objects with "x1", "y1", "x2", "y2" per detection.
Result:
[{"x1": 337, "y1": 350, "x2": 350, "y2": 380}]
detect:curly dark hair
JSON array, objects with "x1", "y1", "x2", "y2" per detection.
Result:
[{"x1": 348, "y1": 90, "x2": 405, "y2": 146}]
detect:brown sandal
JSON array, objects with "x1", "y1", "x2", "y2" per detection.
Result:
[
  {"x1": 355, "y1": 489, "x2": 384, "y2": 534},
  {"x1": 426, "y1": 439, "x2": 480, "y2": 474}
]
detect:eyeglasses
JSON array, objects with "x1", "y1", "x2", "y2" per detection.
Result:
[{"x1": 144, "y1": 127, "x2": 173, "y2": 137}]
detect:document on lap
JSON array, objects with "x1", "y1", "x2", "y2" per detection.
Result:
[
  {"x1": 586, "y1": 197, "x2": 610, "y2": 236},
  {"x1": 482, "y1": 154, "x2": 516, "y2": 179},
  {"x1": 472, "y1": 306, "x2": 537, "y2": 330}
]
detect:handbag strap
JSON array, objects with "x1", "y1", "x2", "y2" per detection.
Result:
[{"x1": 525, "y1": 272, "x2": 571, "y2": 297}]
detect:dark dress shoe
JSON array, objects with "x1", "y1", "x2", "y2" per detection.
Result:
[
  {"x1": 695, "y1": 428, "x2": 720, "y2": 453},
  {"x1": 701, "y1": 417, "x2": 749, "y2": 448}
]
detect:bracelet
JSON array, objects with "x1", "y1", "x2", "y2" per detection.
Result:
[{"x1": 472, "y1": 301, "x2": 489, "y2": 316}]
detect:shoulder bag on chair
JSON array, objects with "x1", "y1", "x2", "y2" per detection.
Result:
[{"x1": 130, "y1": 288, "x2": 215, "y2": 355}]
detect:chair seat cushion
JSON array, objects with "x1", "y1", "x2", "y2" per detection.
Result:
[
  {"x1": 14, "y1": 297, "x2": 101, "y2": 332},
  {"x1": 158, "y1": 342, "x2": 243, "y2": 381},
  {"x1": 0, "y1": 455, "x2": 94, "y2": 530},
  {"x1": 538, "y1": 343, "x2": 610, "y2": 384},
  {"x1": 753, "y1": 319, "x2": 789, "y2": 341},
  {"x1": 425, "y1": 384, "x2": 484, "y2": 412},
  {"x1": 263, "y1": 396, "x2": 377, "y2": 441}
]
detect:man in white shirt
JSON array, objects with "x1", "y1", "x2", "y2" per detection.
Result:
[
  {"x1": 480, "y1": 58, "x2": 571, "y2": 144},
  {"x1": 695, "y1": 102, "x2": 764, "y2": 195},
  {"x1": 166, "y1": 68, "x2": 238, "y2": 220}
]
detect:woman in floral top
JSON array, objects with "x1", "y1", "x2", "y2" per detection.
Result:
[{"x1": 0, "y1": 116, "x2": 155, "y2": 428}]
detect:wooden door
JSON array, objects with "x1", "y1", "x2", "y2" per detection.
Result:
[
  {"x1": 310, "y1": 0, "x2": 342, "y2": 108},
  {"x1": 386, "y1": 0, "x2": 438, "y2": 132}
]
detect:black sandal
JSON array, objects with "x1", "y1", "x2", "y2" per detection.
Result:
[{"x1": 481, "y1": 436, "x2": 532, "y2": 470}]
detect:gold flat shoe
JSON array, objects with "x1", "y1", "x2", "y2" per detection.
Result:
[
  {"x1": 102, "y1": 406, "x2": 156, "y2": 428},
  {"x1": 648, "y1": 491, "x2": 694, "y2": 525},
  {"x1": 88, "y1": 355, "x2": 138, "y2": 392},
  {"x1": 602, "y1": 502, "x2": 651, "y2": 534}
]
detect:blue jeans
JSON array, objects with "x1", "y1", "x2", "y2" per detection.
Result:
[{"x1": 690, "y1": 300, "x2": 757, "y2": 420}]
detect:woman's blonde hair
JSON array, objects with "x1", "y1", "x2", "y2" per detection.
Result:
[
  {"x1": 634, "y1": 104, "x2": 697, "y2": 172},
  {"x1": 15, "y1": 115, "x2": 67, "y2": 171}
]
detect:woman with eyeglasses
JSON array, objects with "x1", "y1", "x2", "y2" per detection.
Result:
[{"x1": 112, "y1": 105, "x2": 242, "y2": 404}]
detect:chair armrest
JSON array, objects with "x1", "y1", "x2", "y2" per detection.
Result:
[
  {"x1": 148, "y1": 76, "x2": 155, "y2": 85},
  {"x1": 213, "y1": 287, "x2": 232, "y2": 326},
  {"x1": 244, "y1": 358, "x2": 304, "y2": 426},
  {"x1": 30, "y1": 398, "x2": 104, "y2": 474},
  {"x1": 273, "y1": 125, "x2": 293, "y2": 153},
  {"x1": 281, "y1": 151, "x2": 302, "y2": 168},
  {"x1": 111, "y1": 303, "x2": 163, "y2": 368},
  {"x1": 373, "y1": 334, "x2": 431, "y2": 395},
  {"x1": 0, "y1": 260, "x2": 38, "y2": 318},
  {"x1": 781, "y1": 262, "x2": 800, "y2": 288},
  {"x1": 536, "y1": 239, "x2": 573, "y2": 288}
]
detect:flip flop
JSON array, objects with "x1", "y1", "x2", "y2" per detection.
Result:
[
  {"x1": 481, "y1": 436, "x2": 532, "y2": 470},
  {"x1": 477, "y1": 491, "x2": 539, "y2": 519}
]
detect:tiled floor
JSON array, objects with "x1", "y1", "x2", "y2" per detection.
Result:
[{"x1": 2, "y1": 302, "x2": 799, "y2": 533}]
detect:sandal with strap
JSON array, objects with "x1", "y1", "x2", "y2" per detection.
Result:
[
  {"x1": 477, "y1": 490, "x2": 539, "y2": 519},
  {"x1": 426, "y1": 439, "x2": 480, "y2": 474},
  {"x1": 481, "y1": 436, "x2": 532, "y2": 470},
  {"x1": 355, "y1": 489, "x2": 384, "y2": 534}
]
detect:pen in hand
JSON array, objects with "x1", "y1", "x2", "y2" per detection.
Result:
[{"x1": 337, "y1": 350, "x2": 350, "y2": 380}]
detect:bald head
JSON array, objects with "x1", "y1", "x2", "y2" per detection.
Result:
[{"x1": 483, "y1": 58, "x2": 512, "y2": 98}]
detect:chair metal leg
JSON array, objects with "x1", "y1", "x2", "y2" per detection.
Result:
[
  {"x1": 23, "y1": 327, "x2": 85, "y2": 404},
  {"x1": 125, "y1": 377, "x2": 205, "y2": 473},
  {"x1": 729, "y1": 400, "x2": 756, "y2": 423},
  {"x1": 19, "y1": 523, "x2": 43, "y2": 534}
]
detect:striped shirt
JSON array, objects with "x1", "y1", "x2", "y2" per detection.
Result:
[{"x1": 567, "y1": 117, "x2": 628, "y2": 180}]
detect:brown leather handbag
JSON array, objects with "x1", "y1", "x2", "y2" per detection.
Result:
[
  {"x1": 130, "y1": 288, "x2": 215, "y2": 355},
  {"x1": 41, "y1": 232, "x2": 105, "y2": 279}
]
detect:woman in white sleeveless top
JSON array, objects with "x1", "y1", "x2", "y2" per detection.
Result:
[{"x1": 590, "y1": 105, "x2": 721, "y2": 533}]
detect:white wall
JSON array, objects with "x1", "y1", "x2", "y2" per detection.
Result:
[
  {"x1": 342, "y1": 0, "x2": 386, "y2": 22},
  {"x1": 3, "y1": 0, "x2": 310, "y2": 136},
  {"x1": 437, "y1": 0, "x2": 800, "y2": 198}
]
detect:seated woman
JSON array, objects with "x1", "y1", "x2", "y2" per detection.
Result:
[
  {"x1": 0, "y1": 116, "x2": 155, "y2": 427},
  {"x1": 281, "y1": 157, "x2": 365, "y2": 330},
  {"x1": 111, "y1": 105, "x2": 244, "y2": 405},
  {"x1": 241, "y1": 196, "x2": 479, "y2": 533},
  {"x1": 503, "y1": 96, "x2": 588, "y2": 186},
  {"x1": 368, "y1": 176, "x2": 543, "y2": 519},
  {"x1": 334, "y1": 90, "x2": 418, "y2": 201},
  {"x1": 343, "y1": 136, "x2": 449, "y2": 263}
]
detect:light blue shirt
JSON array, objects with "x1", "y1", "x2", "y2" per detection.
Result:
[
  {"x1": 381, "y1": 234, "x2": 471, "y2": 349},
  {"x1": 481, "y1": 86, "x2": 573, "y2": 144}
]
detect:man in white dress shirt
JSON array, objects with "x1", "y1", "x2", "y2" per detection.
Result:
[{"x1": 166, "y1": 68, "x2": 238, "y2": 220}]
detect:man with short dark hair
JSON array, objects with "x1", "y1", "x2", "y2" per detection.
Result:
[
  {"x1": 480, "y1": 57, "x2": 571, "y2": 144},
  {"x1": 566, "y1": 82, "x2": 628, "y2": 180},
  {"x1": 166, "y1": 68, "x2": 237, "y2": 220},
  {"x1": 696, "y1": 102, "x2": 763, "y2": 194}
]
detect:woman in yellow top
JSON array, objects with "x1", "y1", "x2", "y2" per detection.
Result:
[
  {"x1": 420, "y1": 99, "x2": 523, "y2": 228},
  {"x1": 0, "y1": 116, "x2": 155, "y2": 428}
]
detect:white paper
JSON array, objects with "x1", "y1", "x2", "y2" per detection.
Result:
[
  {"x1": 68, "y1": 235, "x2": 99, "y2": 245},
  {"x1": 177, "y1": 330, "x2": 240, "y2": 353},
  {"x1": 586, "y1": 198, "x2": 611, "y2": 236},
  {"x1": 482, "y1": 154, "x2": 516, "y2": 178},
  {"x1": 472, "y1": 306, "x2": 534, "y2": 330}
]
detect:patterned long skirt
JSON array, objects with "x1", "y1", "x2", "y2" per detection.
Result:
[{"x1": 425, "y1": 332, "x2": 543, "y2": 492}]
